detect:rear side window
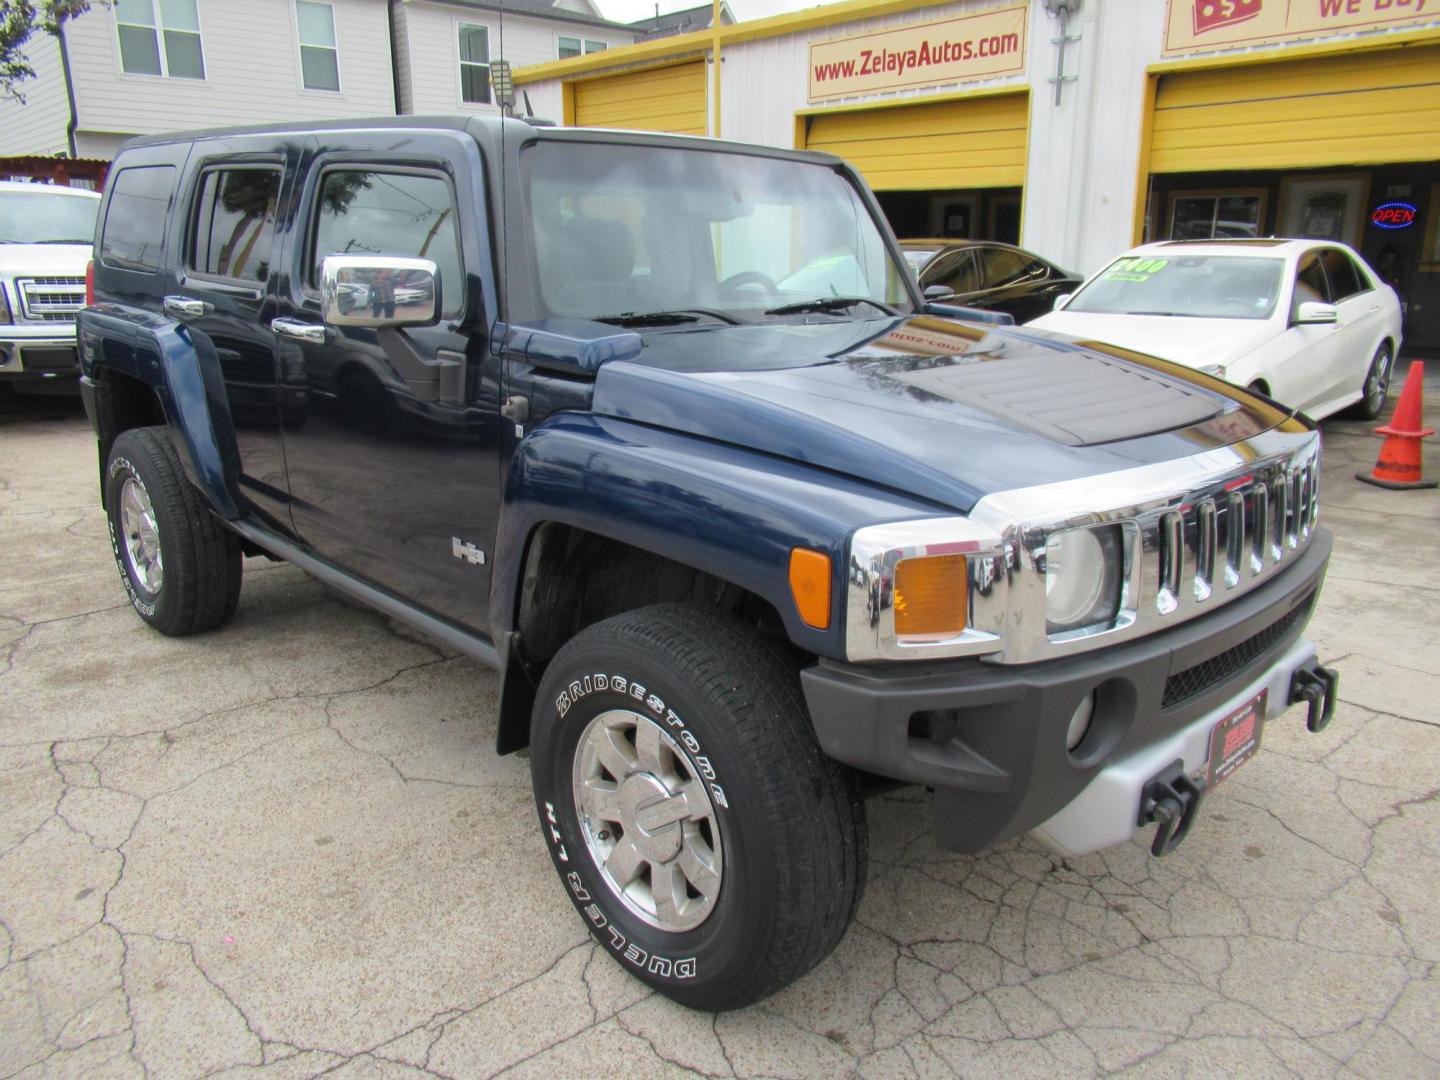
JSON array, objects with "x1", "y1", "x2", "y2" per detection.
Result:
[
  {"x1": 1319, "y1": 248, "x2": 1367, "y2": 302},
  {"x1": 310, "y1": 170, "x2": 463, "y2": 318},
  {"x1": 101, "y1": 165, "x2": 176, "y2": 270},
  {"x1": 190, "y1": 167, "x2": 281, "y2": 282}
]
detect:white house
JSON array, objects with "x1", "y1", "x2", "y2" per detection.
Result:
[
  {"x1": 0, "y1": 0, "x2": 637, "y2": 160},
  {"x1": 393, "y1": 0, "x2": 636, "y2": 116}
]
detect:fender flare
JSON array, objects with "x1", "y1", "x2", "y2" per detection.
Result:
[
  {"x1": 81, "y1": 309, "x2": 244, "y2": 519},
  {"x1": 491, "y1": 413, "x2": 949, "y2": 659}
]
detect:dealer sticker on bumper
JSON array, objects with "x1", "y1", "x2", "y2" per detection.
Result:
[{"x1": 1208, "y1": 689, "x2": 1267, "y2": 787}]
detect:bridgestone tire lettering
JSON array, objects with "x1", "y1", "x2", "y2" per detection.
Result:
[{"x1": 529, "y1": 604, "x2": 866, "y2": 1011}]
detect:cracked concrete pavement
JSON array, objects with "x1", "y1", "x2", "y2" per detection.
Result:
[{"x1": 1, "y1": 376, "x2": 1438, "y2": 1079}]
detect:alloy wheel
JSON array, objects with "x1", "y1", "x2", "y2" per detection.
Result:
[
  {"x1": 119, "y1": 476, "x2": 163, "y2": 594},
  {"x1": 572, "y1": 708, "x2": 723, "y2": 932}
]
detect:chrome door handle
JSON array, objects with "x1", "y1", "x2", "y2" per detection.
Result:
[
  {"x1": 163, "y1": 295, "x2": 211, "y2": 318},
  {"x1": 270, "y1": 318, "x2": 328, "y2": 344}
]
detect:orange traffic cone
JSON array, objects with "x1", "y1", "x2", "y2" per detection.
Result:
[{"x1": 1357, "y1": 360, "x2": 1436, "y2": 490}]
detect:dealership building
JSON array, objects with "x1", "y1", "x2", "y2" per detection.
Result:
[{"x1": 515, "y1": 0, "x2": 1440, "y2": 351}]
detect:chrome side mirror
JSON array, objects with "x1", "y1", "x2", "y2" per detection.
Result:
[
  {"x1": 1052, "y1": 292, "x2": 1072, "y2": 311},
  {"x1": 1293, "y1": 300, "x2": 1337, "y2": 325},
  {"x1": 320, "y1": 255, "x2": 439, "y2": 328}
]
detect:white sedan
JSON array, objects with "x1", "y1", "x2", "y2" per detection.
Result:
[{"x1": 1027, "y1": 239, "x2": 1403, "y2": 420}]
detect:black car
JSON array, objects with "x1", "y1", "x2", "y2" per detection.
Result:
[{"x1": 901, "y1": 238, "x2": 1081, "y2": 324}]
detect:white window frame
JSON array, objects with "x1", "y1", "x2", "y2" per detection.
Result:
[
  {"x1": 558, "y1": 35, "x2": 608, "y2": 59},
  {"x1": 293, "y1": 0, "x2": 342, "y2": 94},
  {"x1": 456, "y1": 21, "x2": 492, "y2": 108},
  {"x1": 113, "y1": 0, "x2": 207, "y2": 81}
]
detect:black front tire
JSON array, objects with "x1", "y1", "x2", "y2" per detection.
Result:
[
  {"x1": 104, "y1": 426, "x2": 242, "y2": 636},
  {"x1": 530, "y1": 604, "x2": 866, "y2": 1011}
]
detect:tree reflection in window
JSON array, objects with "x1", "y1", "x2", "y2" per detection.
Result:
[{"x1": 192, "y1": 169, "x2": 280, "y2": 282}]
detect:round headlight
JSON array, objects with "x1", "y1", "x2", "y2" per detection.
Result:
[{"x1": 1045, "y1": 527, "x2": 1107, "y2": 631}]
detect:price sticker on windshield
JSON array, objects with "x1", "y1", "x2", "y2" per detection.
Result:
[{"x1": 1103, "y1": 257, "x2": 1169, "y2": 283}]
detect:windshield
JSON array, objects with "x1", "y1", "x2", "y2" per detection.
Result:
[
  {"x1": 0, "y1": 189, "x2": 99, "y2": 245},
  {"x1": 1065, "y1": 254, "x2": 1284, "y2": 320},
  {"x1": 523, "y1": 141, "x2": 912, "y2": 324}
]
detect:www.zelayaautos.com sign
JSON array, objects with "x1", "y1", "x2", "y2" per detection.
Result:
[{"x1": 807, "y1": 5, "x2": 1027, "y2": 103}]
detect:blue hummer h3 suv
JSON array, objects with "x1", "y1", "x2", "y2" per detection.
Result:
[{"x1": 77, "y1": 117, "x2": 1338, "y2": 1010}]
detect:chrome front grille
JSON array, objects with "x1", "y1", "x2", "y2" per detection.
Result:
[
  {"x1": 17, "y1": 276, "x2": 86, "y2": 323},
  {"x1": 1144, "y1": 454, "x2": 1319, "y2": 622},
  {"x1": 961, "y1": 428, "x2": 1322, "y2": 664},
  {"x1": 845, "y1": 430, "x2": 1323, "y2": 665}
]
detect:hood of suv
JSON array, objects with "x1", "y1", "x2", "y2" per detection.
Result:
[
  {"x1": 587, "y1": 315, "x2": 1287, "y2": 512},
  {"x1": 0, "y1": 242, "x2": 92, "y2": 275}
]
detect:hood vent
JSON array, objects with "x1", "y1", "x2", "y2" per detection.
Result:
[{"x1": 883, "y1": 347, "x2": 1223, "y2": 447}]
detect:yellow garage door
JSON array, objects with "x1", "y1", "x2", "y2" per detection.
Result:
[
  {"x1": 572, "y1": 61, "x2": 707, "y2": 136},
  {"x1": 1151, "y1": 45, "x2": 1440, "y2": 173},
  {"x1": 803, "y1": 92, "x2": 1028, "y2": 191}
]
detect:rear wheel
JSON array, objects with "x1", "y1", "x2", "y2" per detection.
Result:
[
  {"x1": 1344, "y1": 344, "x2": 1392, "y2": 421},
  {"x1": 104, "y1": 427, "x2": 242, "y2": 636},
  {"x1": 529, "y1": 604, "x2": 866, "y2": 1011}
]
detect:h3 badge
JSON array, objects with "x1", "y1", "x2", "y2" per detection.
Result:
[{"x1": 451, "y1": 537, "x2": 486, "y2": 566}]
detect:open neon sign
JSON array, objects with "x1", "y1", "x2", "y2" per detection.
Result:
[{"x1": 1371, "y1": 202, "x2": 1418, "y2": 230}]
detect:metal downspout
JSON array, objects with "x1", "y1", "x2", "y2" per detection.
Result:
[
  {"x1": 56, "y1": 23, "x2": 79, "y2": 158},
  {"x1": 386, "y1": 0, "x2": 402, "y2": 114}
]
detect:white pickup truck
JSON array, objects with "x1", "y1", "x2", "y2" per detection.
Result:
[{"x1": 0, "y1": 180, "x2": 100, "y2": 394}]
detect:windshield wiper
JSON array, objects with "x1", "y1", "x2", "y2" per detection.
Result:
[
  {"x1": 592, "y1": 308, "x2": 739, "y2": 327},
  {"x1": 1123, "y1": 310, "x2": 1180, "y2": 316},
  {"x1": 765, "y1": 296, "x2": 898, "y2": 317}
]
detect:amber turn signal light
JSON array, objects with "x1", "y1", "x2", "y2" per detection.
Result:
[
  {"x1": 894, "y1": 554, "x2": 968, "y2": 639},
  {"x1": 789, "y1": 548, "x2": 832, "y2": 629}
]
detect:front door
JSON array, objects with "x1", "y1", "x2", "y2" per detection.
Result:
[
  {"x1": 273, "y1": 136, "x2": 502, "y2": 632},
  {"x1": 1272, "y1": 249, "x2": 1343, "y2": 414}
]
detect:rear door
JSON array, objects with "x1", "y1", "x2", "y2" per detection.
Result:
[
  {"x1": 272, "y1": 131, "x2": 503, "y2": 631},
  {"x1": 170, "y1": 138, "x2": 298, "y2": 533},
  {"x1": 1319, "y1": 246, "x2": 1383, "y2": 400}
]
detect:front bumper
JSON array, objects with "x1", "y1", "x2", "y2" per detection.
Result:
[
  {"x1": 801, "y1": 526, "x2": 1331, "y2": 855},
  {"x1": 0, "y1": 325, "x2": 81, "y2": 383}
]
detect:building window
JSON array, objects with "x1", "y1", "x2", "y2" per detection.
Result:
[
  {"x1": 558, "y1": 36, "x2": 607, "y2": 58},
  {"x1": 1168, "y1": 190, "x2": 1266, "y2": 240},
  {"x1": 296, "y1": 1, "x2": 340, "y2": 92},
  {"x1": 116, "y1": 0, "x2": 205, "y2": 79},
  {"x1": 458, "y1": 24, "x2": 490, "y2": 104}
]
